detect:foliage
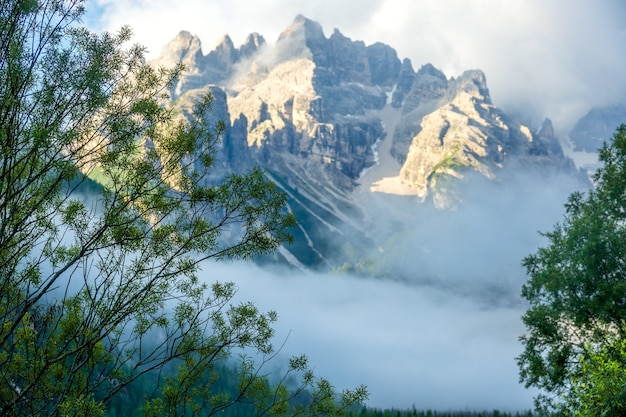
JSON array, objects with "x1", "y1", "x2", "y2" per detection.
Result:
[
  {"x1": 345, "y1": 407, "x2": 538, "y2": 417},
  {"x1": 568, "y1": 337, "x2": 626, "y2": 416},
  {"x1": 0, "y1": 0, "x2": 367, "y2": 415},
  {"x1": 517, "y1": 124, "x2": 626, "y2": 414}
]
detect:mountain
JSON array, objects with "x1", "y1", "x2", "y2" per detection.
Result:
[
  {"x1": 569, "y1": 104, "x2": 626, "y2": 152},
  {"x1": 396, "y1": 68, "x2": 578, "y2": 208},
  {"x1": 159, "y1": 31, "x2": 267, "y2": 97},
  {"x1": 151, "y1": 15, "x2": 589, "y2": 274}
]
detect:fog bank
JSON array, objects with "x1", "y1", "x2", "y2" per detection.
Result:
[
  {"x1": 198, "y1": 167, "x2": 587, "y2": 410},
  {"x1": 201, "y1": 261, "x2": 537, "y2": 410}
]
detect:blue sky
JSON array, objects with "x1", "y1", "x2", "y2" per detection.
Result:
[{"x1": 86, "y1": 0, "x2": 626, "y2": 136}]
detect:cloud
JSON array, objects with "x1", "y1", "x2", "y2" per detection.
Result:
[
  {"x1": 355, "y1": 165, "x2": 588, "y2": 304},
  {"x1": 210, "y1": 167, "x2": 584, "y2": 411},
  {"x1": 201, "y1": 260, "x2": 537, "y2": 411},
  {"x1": 87, "y1": 0, "x2": 626, "y2": 134}
]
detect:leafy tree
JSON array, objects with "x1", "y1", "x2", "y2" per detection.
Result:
[
  {"x1": 568, "y1": 336, "x2": 626, "y2": 416},
  {"x1": 517, "y1": 124, "x2": 626, "y2": 414},
  {"x1": 0, "y1": 0, "x2": 367, "y2": 416}
]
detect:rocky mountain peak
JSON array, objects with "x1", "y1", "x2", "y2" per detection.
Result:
[
  {"x1": 569, "y1": 104, "x2": 626, "y2": 152},
  {"x1": 410, "y1": 64, "x2": 448, "y2": 102},
  {"x1": 391, "y1": 58, "x2": 416, "y2": 108},
  {"x1": 171, "y1": 30, "x2": 195, "y2": 45},
  {"x1": 330, "y1": 28, "x2": 346, "y2": 38},
  {"x1": 156, "y1": 30, "x2": 204, "y2": 70},
  {"x1": 390, "y1": 63, "x2": 449, "y2": 159},
  {"x1": 292, "y1": 14, "x2": 325, "y2": 36},
  {"x1": 396, "y1": 68, "x2": 583, "y2": 208},
  {"x1": 277, "y1": 14, "x2": 326, "y2": 45},
  {"x1": 531, "y1": 117, "x2": 567, "y2": 160},
  {"x1": 149, "y1": 15, "x2": 591, "y2": 267},
  {"x1": 416, "y1": 63, "x2": 446, "y2": 79},
  {"x1": 273, "y1": 14, "x2": 327, "y2": 62},
  {"x1": 205, "y1": 34, "x2": 237, "y2": 71},
  {"x1": 539, "y1": 118, "x2": 555, "y2": 138},
  {"x1": 448, "y1": 69, "x2": 491, "y2": 103},
  {"x1": 366, "y1": 42, "x2": 401, "y2": 87},
  {"x1": 216, "y1": 34, "x2": 235, "y2": 52},
  {"x1": 239, "y1": 33, "x2": 266, "y2": 59}
]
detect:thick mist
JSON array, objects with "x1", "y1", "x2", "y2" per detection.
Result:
[
  {"x1": 198, "y1": 167, "x2": 588, "y2": 411},
  {"x1": 200, "y1": 261, "x2": 536, "y2": 410},
  {"x1": 369, "y1": 168, "x2": 589, "y2": 304}
]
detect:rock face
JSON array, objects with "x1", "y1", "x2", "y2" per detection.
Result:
[
  {"x1": 569, "y1": 104, "x2": 626, "y2": 152},
  {"x1": 152, "y1": 31, "x2": 266, "y2": 98},
  {"x1": 153, "y1": 15, "x2": 588, "y2": 267},
  {"x1": 396, "y1": 70, "x2": 581, "y2": 208},
  {"x1": 226, "y1": 15, "x2": 391, "y2": 192}
]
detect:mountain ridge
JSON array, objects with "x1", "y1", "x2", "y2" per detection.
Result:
[{"x1": 150, "y1": 15, "x2": 589, "y2": 269}]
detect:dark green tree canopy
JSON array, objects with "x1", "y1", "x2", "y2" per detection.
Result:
[{"x1": 518, "y1": 124, "x2": 626, "y2": 414}]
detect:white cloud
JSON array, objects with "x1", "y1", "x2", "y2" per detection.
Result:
[
  {"x1": 202, "y1": 261, "x2": 537, "y2": 411},
  {"x1": 196, "y1": 169, "x2": 582, "y2": 411}
]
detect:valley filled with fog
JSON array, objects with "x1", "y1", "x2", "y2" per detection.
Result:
[
  {"x1": 206, "y1": 260, "x2": 533, "y2": 410},
  {"x1": 199, "y1": 164, "x2": 586, "y2": 411}
]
